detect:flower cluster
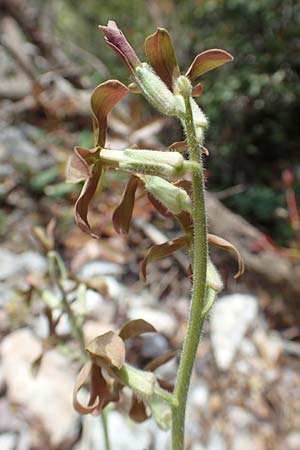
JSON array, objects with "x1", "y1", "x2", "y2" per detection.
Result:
[{"x1": 68, "y1": 21, "x2": 243, "y2": 426}]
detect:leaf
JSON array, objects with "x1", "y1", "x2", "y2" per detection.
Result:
[
  {"x1": 73, "y1": 361, "x2": 101, "y2": 414},
  {"x1": 112, "y1": 175, "x2": 139, "y2": 234},
  {"x1": 145, "y1": 28, "x2": 180, "y2": 90},
  {"x1": 119, "y1": 319, "x2": 156, "y2": 341},
  {"x1": 91, "y1": 80, "x2": 129, "y2": 147},
  {"x1": 144, "y1": 350, "x2": 177, "y2": 372},
  {"x1": 206, "y1": 257, "x2": 223, "y2": 292},
  {"x1": 66, "y1": 146, "x2": 98, "y2": 183},
  {"x1": 99, "y1": 21, "x2": 141, "y2": 73},
  {"x1": 140, "y1": 236, "x2": 188, "y2": 281},
  {"x1": 185, "y1": 49, "x2": 234, "y2": 81},
  {"x1": 75, "y1": 163, "x2": 102, "y2": 238},
  {"x1": 208, "y1": 233, "x2": 245, "y2": 278},
  {"x1": 86, "y1": 331, "x2": 126, "y2": 369}
]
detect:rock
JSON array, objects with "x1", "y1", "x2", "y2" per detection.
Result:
[
  {"x1": 128, "y1": 306, "x2": 177, "y2": 337},
  {"x1": 78, "y1": 412, "x2": 171, "y2": 450},
  {"x1": 79, "y1": 261, "x2": 123, "y2": 278},
  {"x1": 1, "y1": 329, "x2": 79, "y2": 448},
  {"x1": 0, "y1": 127, "x2": 41, "y2": 169},
  {"x1": 0, "y1": 249, "x2": 47, "y2": 281},
  {"x1": 253, "y1": 329, "x2": 283, "y2": 365},
  {"x1": 189, "y1": 383, "x2": 210, "y2": 411},
  {"x1": 285, "y1": 431, "x2": 300, "y2": 450},
  {"x1": 232, "y1": 431, "x2": 264, "y2": 450},
  {"x1": 210, "y1": 294, "x2": 258, "y2": 370},
  {"x1": 0, "y1": 433, "x2": 17, "y2": 450},
  {"x1": 0, "y1": 249, "x2": 22, "y2": 280},
  {"x1": 227, "y1": 406, "x2": 255, "y2": 427},
  {"x1": 206, "y1": 431, "x2": 227, "y2": 450}
]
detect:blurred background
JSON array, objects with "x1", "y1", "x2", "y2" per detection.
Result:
[{"x1": 0, "y1": 0, "x2": 299, "y2": 449}]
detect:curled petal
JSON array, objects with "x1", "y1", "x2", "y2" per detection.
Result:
[
  {"x1": 86, "y1": 331, "x2": 126, "y2": 369},
  {"x1": 99, "y1": 21, "x2": 141, "y2": 73},
  {"x1": 112, "y1": 175, "x2": 139, "y2": 234},
  {"x1": 66, "y1": 146, "x2": 99, "y2": 183},
  {"x1": 73, "y1": 361, "x2": 101, "y2": 414},
  {"x1": 91, "y1": 80, "x2": 129, "y2": 147},
  {"x1": 144, "y1": 28, "x2": 180, "y2": 90},
  {"x1": 140, "y1": 236, "x2": 189, "y2": 281},
  {"x1": 186, "y1": 49, "x2": 234, "y2": 81},
  {"x1": 208, "y1": 233, "x2": 245, "y2": 278},
  {"x1": 129, "y1": 396, "x2": 149, "y2": 423},
  {"x1": 119, "y1": 319, "x2": 156, "y2": 341},
  {"x1": 75, "y1": 163, "x2": 102, "y2": 238}
]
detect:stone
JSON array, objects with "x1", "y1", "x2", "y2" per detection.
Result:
[
  {"x1": 227, "y1": 406, "x2": 255, "y2": 427},
  {"x1": 0, "y1": 433, "x2": 17, "y2": 450},
  {"x1": 189, "y1": 383, "x2": 210, "y2": 412},
  {"x1": 285, "y1": 431, "x2": 300, "y2": 450},
  {"x1": 0, "y1": 249, "x2": 47, "y2": 281},
  {"x1": 79, "y1": 261, "x2": 123, "y2": 279},
  {"x1": 128, "y1": 306, "x2": 177, "y2": 337},
  {"x1": 232, "y1": 431, "x2": 264, "y2": 450},
  {"x1": 1, "y1": 329, "x2": 79, "y2": 447},
  {"x1": 253, "y1": 329, "x2": 283, "y2": 365},
  {"x1": 210, "y1": 294, "x2": 258, "y2": 370}
]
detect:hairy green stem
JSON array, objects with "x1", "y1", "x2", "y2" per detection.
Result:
[{"x1": 171, "y1": 95, "x2": 208, "y2": 450}]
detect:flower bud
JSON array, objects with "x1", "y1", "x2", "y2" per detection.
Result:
[
  {"x1": 135, "y1": 63, "x2": 177, "y2": 116},
  {"x1": 174, "y1": 75, "x2": 192, "y2": 97},
  {"x1": 100, "y1": 148, "x2": 199, "y2": 178},
  {"x1": 143, "y1": 175, "x2": 192, "y2": 214}
]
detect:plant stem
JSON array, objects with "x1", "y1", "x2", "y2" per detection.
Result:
[
  {"x1": 49, "y1": 251, "x2": 111, "y2": 450},
  {"x1": 101, "y1": 409, "x2": 111, "y2": 450},
  {"x1": 172, "y1": 95, "x2": 208, "y2": 450}
]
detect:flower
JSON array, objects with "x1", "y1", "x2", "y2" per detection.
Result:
[
  {"x1": 66, "y1": 80, "x2": 129, "y2": 238},
  {"x1": 99, "y1": 21, "x2": 233, "y2": 97},
  {"x1": 73, "y1": 319, "x2": 175, "y2": 429}
]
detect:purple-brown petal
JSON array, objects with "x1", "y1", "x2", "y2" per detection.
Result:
[
  {"x1": 191, "y1": 83, "x2": 203, "y2": 97},
  {"x1": 91, "y1": 80, "x2": 129, "y2": 147},
  {"x1": 118, "y1": 319, "x2": 156, "y2": 341},
  {"x1": 86, "y1": 331, "x2": 126, "y2": 369},
  {"x1": 185, "y1": 49, "x2": 234, "y2": 81},
  {"x1": 75, "y1": 163, "x2": 102, "y2": 239},
  {"x1": 112, "y1": 175, "x2": 139, "y2": 234},
  {"x1": 73, "y1": 361, "x2": 101, "y2": 415},
  {"x1": 129, "y1": 396, "x2": 149, "y2": 423},
  {"x1": 66, "y1": 146, "x2": 99, "y2": 183},
  {"x1": 99, "y1": 20, "x2": 141, "y2": 73},
  {"x1": 140, "y1": 236, "x2": 189, "y2": 281},
  {"x1": 144, "y1": 28, "x2": 180, "y2": 90},
  {"x1": 208, "y1": 233, "x2": 245, "y2": 278}
]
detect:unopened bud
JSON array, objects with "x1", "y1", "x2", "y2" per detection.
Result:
[
  {"x1": 174, "y1": 75, "x2": 192, "y2": 97},
  {"x1": 143, "y1": 175, "x2": 192, "y2": 214},
  {"x1": 135, "y1": 63, "x2": 177, "y2": 116}
]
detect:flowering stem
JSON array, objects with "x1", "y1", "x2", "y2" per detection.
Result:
[
  {"x1": 48, "y1": 251, "x2": 111, "y2": 450},
  {"x1": 171, "y1": 94, "x2": 208, "y2": 450}
]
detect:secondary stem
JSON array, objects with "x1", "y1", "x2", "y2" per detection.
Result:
[
  {"x1": 49, "y1": 251, "x2": 111, "y2": 450},
  {"x1": 172, "y1": 95, "x2": 208, "y2": 450}
]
